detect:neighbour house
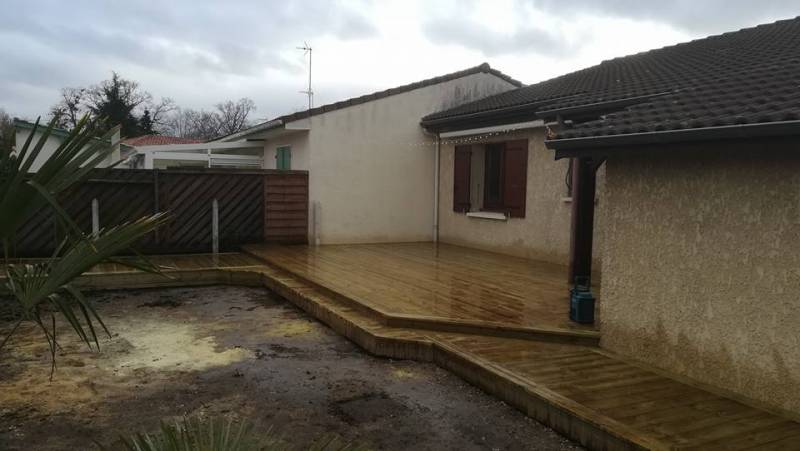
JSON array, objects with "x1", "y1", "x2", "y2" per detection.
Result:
[
  {"x1": 209, "y1": 63, "x2": 523, "y2": 244},
  {"x1": 128, "y1": 135, "x2": 265, "y2": 170},
  {"x1": 425, "y1": 17, "x2": 800, "y2": 415},
  {"x1": 13, "y1": 119, "x2": 131, "y2": 170},
  {"x1": 13, "y1": 119, "x2": 262, "y2": 171}
]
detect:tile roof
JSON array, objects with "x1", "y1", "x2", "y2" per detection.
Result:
[
  {"x1": 216, "y1": 63, "x2": 522, "y2": 141},
  {"x1": 122, "y1": 135, "x2": 204, "y2": 146},
  {"x1": 422, "y1": 17, "x2": 800, "y2": 144}
]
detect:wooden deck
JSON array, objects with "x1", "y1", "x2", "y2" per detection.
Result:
[
  {"x1": 247, "y1": 252, "x2": 800, "y2": 450},
  {"x1": 7, "y1": 248, "x2": 798, "y2": 449},
  {"x1": 244, "y1": 243, "x2": 599, "y2": 344}
]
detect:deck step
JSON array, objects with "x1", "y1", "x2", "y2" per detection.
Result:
[{"x1": 248, "y1": 264, "x2": 800, "y2": 451}]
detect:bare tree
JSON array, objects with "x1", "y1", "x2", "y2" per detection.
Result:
[
  {"x1": 149, "y1": 97, "x2": 177, "y2": 132},
  {"x1": 48, "y1": 73, "x2": 175, "y2": 136},
  {"x1": 49, "y1": 87, "x2": 86, "y2": 130},
  {"x1": 0, "y1": 108, "x2": 14, "y2": 151},
  {"x1": 187, "y1": 110, "x2": 223, "y2": 140},
  {"x1": 215, "y1": 98, "x2": 256, "y2": 136},
  {"x1": 163, "y1": 108, "x2": 221, "y2": 141},
  {"x1": 162, "y1": 98, "x2": 256, "y2": 140}
]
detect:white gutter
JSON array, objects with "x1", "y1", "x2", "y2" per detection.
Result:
[{"x1": 438, "y1": 119, "x2": 544, "y2": 139}]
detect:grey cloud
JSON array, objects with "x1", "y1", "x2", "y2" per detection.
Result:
[
  {"x1": 421, "y1": 1, "x2": 799, "y2": 61},
  {"x1": 0, "y1": 0, "x2": 377, "y2": 117},
  {"x1": 527, "y1": 0, "x2": 800, "y2": 34},
  {"x1": 1, "y1": 0, "x2": 377, "y2": 80},
  {"x1": 423, "y1": 17, "x2": 569, "y2": 57}
]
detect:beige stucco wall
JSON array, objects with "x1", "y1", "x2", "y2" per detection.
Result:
[
  {"x1": 600, "y1": 140, "x2": 800, "y2": 414},
  {"x1": 438, "y1": 128, "x2": 605, "y2": 266},
  {"x1": 261, "y1": 72, "x2": 518, "y2": 244}
]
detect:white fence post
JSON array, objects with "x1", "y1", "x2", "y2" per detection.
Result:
[
  {"x1": 91, "y1": 198, "x2": 100, "y2": 236},
  {"x1": 313, "y1": 201, "x2": 321, "y2": 246},
  {"x1": 212, "y1": 199, "x2": 219, "y2": 260}
]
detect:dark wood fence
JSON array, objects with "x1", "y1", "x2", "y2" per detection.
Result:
[{"x1": 5, "y1": 168, "x2": 309, "y2": 257}]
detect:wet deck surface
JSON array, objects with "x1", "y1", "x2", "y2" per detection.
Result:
[{"x1": 245, "y1": 243, "x2": 597, "y2": 333}]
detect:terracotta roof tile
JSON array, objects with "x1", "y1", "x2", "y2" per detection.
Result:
[{"x1": 122, "y1": 135, "x2": 204, "y2": 146}]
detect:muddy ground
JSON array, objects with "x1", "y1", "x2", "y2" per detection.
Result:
[{"x1": 0, "y1": 286, "x2": 582, "y2": 450}]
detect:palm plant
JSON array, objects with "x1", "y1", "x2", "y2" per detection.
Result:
[
  {"x1": 0, "y1": 115, "x2": 169, "y2": 377},
  {"x1": 113, "y1": 416, "x2": 361, "y2": 451}
]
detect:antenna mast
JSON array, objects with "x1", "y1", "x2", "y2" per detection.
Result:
[{"x1": 297, "y1": 42, "x2": 313, "y2": 110}]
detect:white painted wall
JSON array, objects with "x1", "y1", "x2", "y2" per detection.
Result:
[
  {"x1": 260, "y1": 71, "x2": 518, "y2": 244},
  {"x1": 15, "y1": 127, "x2": 118, "y2": 171},
  {"x1": 262, "y1": 132, "x2": 310, "y2": 171}
]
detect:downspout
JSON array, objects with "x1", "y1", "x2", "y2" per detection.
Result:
[{"x1": 433, "y1": 133, "x2": 440, "y2": 243}]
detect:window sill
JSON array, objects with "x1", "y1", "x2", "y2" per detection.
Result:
[{"x1": 466, "y1": 211, "x2": 507, "y2": 221}]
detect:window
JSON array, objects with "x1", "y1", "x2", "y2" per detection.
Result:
[
  {"x1": 452, "y1": 140, "x2": 528, "y2": 218},
  {"x1": 483, "y1": 143, "x2": 504, "y2": 209},
  {"x1": 276, "y1": 145, "x2": 291, "y2": 170},
  {"x1": 453, "y1": 146, "x2": 471, "y2": 212}
]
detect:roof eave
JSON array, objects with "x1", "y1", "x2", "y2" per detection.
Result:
[
  {"x1": 213, "y1": 119, "x2": 284, "y2": 142},
  {"x1": 421, "y1": 102, "x2": 544, "y2": 133},
  {"x1": 546, "y1": 120, "x2": 800, "y2": 159}
]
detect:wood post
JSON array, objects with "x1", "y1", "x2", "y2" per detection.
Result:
[
  {"x1": 91, "y1": 198, "x2": 100, "y2": 236},
  {"x1": 568, "y1": 157, "x2": 604, "y2": 285},
  {"x1": 153, "y1": 169, "x2": 160, "y2": 245}
]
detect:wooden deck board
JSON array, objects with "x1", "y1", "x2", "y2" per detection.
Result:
[{"x1": 244, "y1": 243, "x2": 597, "y2": 334}]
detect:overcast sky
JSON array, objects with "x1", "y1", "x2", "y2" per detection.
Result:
[{"x1": 2, "y1": 0, "x2": 799, "y2": 123}]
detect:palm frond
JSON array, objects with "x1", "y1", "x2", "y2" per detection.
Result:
[
  {"x1": 2, "y1": 214, "x2": 169, "y2": 357},
  {"x1": 108, "y1": 416, "x2": 363, "y2": 451},
  {"x1": 0, "y1": 115, "x2": 120, "y2": 241}
]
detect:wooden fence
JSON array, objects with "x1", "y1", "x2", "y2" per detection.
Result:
[{"x1": 5, "y1": 168, "x2": 309, "y2": 257}]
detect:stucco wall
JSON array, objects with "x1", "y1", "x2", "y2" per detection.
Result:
[
  {"x1": 16, "y1": 128, "x2": 117, "y2": 171},
  {"x1": 271, "y1": 72, "x2": 518, "y2": 244},
  {"x1": 438, "y1": 128, "x2": 605, "y2": 266},
  {"x1": 262, "y1": 131, "x2": 310, "y2": 171},
  {"x1": 600, "y1": 140, "x2": 800, "y2": 414}
]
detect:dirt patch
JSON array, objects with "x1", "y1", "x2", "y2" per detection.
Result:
[
  {"x1": 331, "y1": 391, "x2": 409, "y2": 425},
  {"x1": 0, "y1": 285, "x2": 582, "y2": 451},
  {"x1": 138, "y1": 294, "x2": 183, "y2": 308}
]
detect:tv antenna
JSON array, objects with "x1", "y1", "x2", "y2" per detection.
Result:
[{"x1": 297, "y1": 42, "x2": 313, "y2": 110}]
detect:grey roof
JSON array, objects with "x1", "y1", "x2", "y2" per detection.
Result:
[{"x1": 422, "y1": 17, "x2": 800, "y2": 146}]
